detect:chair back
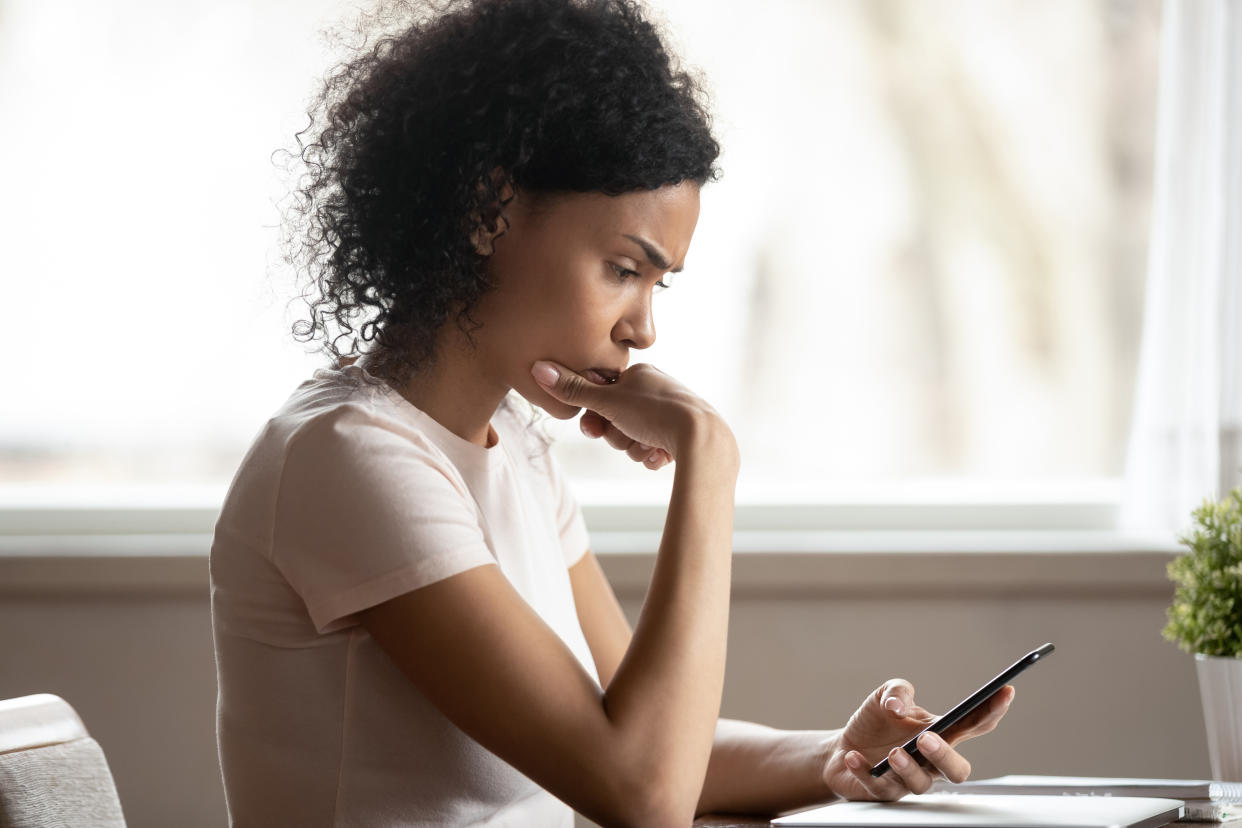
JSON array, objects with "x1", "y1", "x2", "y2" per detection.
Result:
[{"x1": 0, "y1": 694, "x2": 126, "y2": 828}]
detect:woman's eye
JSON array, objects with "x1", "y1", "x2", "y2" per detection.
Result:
[{"x1": 610, "y1": 263, "x2": 673, "y2": 291}]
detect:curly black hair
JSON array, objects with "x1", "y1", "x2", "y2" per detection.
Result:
[{"x1": 284, "y1": 0, "x2": 722, "y2": 385}]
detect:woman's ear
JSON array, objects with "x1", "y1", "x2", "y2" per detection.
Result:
[{"x1": 469, "y1": 168, "x2": 516, "y2": 257}]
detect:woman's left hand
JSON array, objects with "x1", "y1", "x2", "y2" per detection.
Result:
[
  {"x1": 576, "y1": 368, "x2": 673, "y2": 471},
  {"x1": 824, "y1": 679, "x2": 1014, "y2": 801}
]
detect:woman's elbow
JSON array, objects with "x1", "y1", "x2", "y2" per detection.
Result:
[{"x1": 597, "y1": 770, "x2": 699, "y2": 828}]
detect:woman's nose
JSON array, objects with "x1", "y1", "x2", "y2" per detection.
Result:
[{"x1": 614, "y1": 292, "x2": 656, "y2": 350}]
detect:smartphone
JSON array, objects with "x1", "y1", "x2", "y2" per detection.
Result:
[{"x1": 869, "y1": 642, "x2": 1054, "y2": 777}]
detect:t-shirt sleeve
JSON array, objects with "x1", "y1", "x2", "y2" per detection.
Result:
[
  {"x1": 543, "y1": 443, "x2": 590, "y2": 568},
  {"x1": 271, "y1": 405, "x2": 496, "y2": 634}
]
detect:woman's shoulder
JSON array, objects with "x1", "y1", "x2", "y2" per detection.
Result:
[
  {"x1": 284, "y1": 365, "x2": 454, "y2": 460},
  {"x1": 265, "y1": 364, "x2": 379, "y2": 436},
  {"x1": 217, "y1": 366, "x2": 467, "y2": 540},
  {"x1": 230, "y1": 363, "x2": 449, "y2": 489}
]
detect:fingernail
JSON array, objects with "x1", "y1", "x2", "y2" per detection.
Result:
[
  {"x1": 531, "y1": 362, "x2": 558, "y2": 387},
  {"x1": 891, "y1": 748, "x2": 910, "y2": 768},
  {"x1": 919, "y1": 732, "x2": 943, "y2": 753},
  {"x1": 846, "y1": 752, "x2": 862, "y2": 770},
  {"x1": 884, "y1": 698, "x2": 904, "y2": 715}
]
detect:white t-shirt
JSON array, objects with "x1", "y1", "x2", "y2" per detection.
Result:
[{"x1": 210, "y1": 363, "x2": 596, "y2": 827}]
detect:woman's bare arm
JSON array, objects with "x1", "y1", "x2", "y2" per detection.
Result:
[
  {"x1": 361, "y1": 364, "x2": 738, "y2": 828},
  {"x1": 570, "y1": 551, "x2": 836, "y2": 816}
]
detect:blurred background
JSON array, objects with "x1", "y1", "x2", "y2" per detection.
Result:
[{"x1": 0, "y1": 0, "x2": 1161, "y2": 505}]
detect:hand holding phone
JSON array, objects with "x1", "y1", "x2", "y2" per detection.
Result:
[{"x1": 869, "y1": 643, "x2": 1054, "y2": 777}]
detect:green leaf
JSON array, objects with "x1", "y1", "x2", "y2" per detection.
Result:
[{"x1": 1165, "y1": 487, "x2": 1242, "y2": 657}]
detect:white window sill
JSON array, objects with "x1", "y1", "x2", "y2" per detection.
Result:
[
  {"x1": 0, "y1": 478, "x2": 1135, "y2": 534},
  {"x1": 0, "y1": 529, "x2": 1179, "y2": 597},
  {"x1": 0, "y1": 479, "x2": 1179, "y2": 596}
]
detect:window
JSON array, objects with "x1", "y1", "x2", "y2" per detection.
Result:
[{"x1": 1, "y1": 0, "x2": 1162, "y2": 526}]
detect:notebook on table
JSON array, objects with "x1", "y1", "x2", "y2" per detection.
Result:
[
  {"x1": 770, "y1": 793, "x2": 1184, "y2": 828},
  {"x1": 930, "y1": 777, "x2": 1242, "y2": 800},
  {"x1": 930, "y1": 776, "x2": 1242, "y2": 821}
]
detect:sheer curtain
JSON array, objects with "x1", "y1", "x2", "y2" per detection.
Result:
[{"x1": 1120, "y1": 0, "x2": 1242, "y2": 536}]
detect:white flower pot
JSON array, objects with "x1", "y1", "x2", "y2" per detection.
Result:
[{"x1": 1195, "y1": 653, "x2": 1242, "y2": 781}]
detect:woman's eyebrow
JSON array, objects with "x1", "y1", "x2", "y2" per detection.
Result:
[{"x1": 622, "y1": 234, "x2": 684, "y2": 272}]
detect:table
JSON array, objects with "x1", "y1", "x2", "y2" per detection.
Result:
[{"x1": 694, "y1": 816, "x2": 772, "y2": 827}]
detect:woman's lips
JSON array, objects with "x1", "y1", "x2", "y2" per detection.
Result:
[{"x1": 583, "y1": 368, "x2": 620, "y2": 385}]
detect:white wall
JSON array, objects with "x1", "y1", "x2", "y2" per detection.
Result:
[{"x1": 0, "y1": 544, "x2": 1207, "y2": 828}]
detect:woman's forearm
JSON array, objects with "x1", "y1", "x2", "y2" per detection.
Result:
[
  {"x1": 601, "y1": 420, "x2": 739, "y2": 823},
  {"x1": 697, "y1": 720, "x2": 839, "y2": 817}
]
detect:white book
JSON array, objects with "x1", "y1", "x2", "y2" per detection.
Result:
[
  {"x1": 771, "y1": 793, "x2": 1183, "y2": 828},
  {"x1": 931, "y1": 776, "x2": 1242, "y2": 803}
]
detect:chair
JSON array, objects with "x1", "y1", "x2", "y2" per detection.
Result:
[{"x1": 0, "y1": 694, "x2": 126, "y2": 828}]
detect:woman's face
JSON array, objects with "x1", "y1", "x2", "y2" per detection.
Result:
[{"x1": 472, "y1": 182, "x2": 701, "y2": 420}]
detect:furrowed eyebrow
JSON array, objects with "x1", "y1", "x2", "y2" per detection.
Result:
[{"x1": 622, "y1": 234, "x2": 684, "y2": 273}]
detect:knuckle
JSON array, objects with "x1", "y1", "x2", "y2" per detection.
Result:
[{"x1": 883, "y1": 678, "x2": 909, "y2": 697}]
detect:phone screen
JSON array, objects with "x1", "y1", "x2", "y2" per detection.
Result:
[{"x1": 869, "y1": 642, "x2": 1054, "y2": 777}]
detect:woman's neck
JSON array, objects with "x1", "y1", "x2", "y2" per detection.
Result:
[{"x1": 377, "y1": 343, "x2": 507, "y2": 449}]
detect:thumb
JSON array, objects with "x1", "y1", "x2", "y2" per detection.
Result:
[
  {"x1": 531, "y1": 360, "x2": 599, "y2": 406},
  {"x1": 878, "y1": 679, "x2": 915, "y2": 718}
]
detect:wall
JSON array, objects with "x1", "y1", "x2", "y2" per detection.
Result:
[{"x1": 0, "y1": 542, "x2": 1207, "y2": 828}]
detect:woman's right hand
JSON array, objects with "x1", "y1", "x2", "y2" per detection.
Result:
[
  {"x1": 823, "y1": 679, "x2": 1013, "y2": 801},
  {"x1": 531, "y1": 360, "x2": 734, "y2": 469}
]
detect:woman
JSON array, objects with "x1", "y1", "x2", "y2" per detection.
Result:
[{"x1": 210, "y1": 0, "x2": 1013, "y2": 825}]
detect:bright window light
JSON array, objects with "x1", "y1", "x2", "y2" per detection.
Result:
[{"x1": 0, "y1": 0, "x2": 1161, "y2": 507}]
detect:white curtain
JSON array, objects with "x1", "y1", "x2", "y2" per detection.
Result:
[{"x1": 1120, "y1": 0, "x2": 1242, "y2": 536}]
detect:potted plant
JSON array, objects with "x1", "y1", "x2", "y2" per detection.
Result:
[{"x1": 1163, "y1": 486, "x2": 1242, "y2": 782}]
